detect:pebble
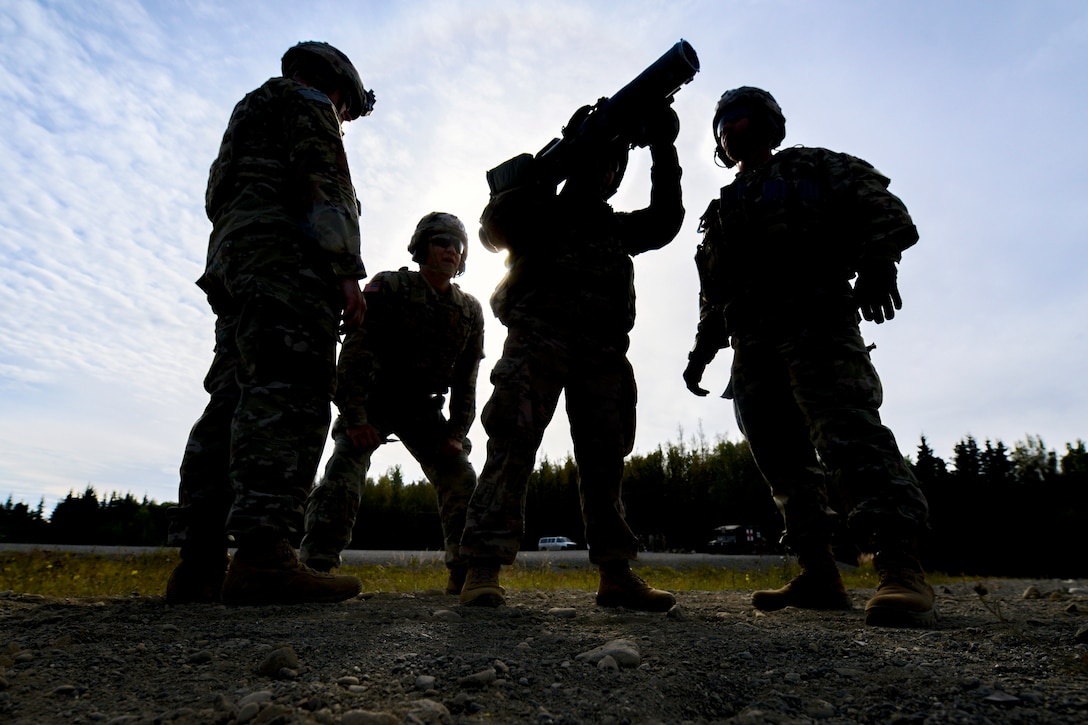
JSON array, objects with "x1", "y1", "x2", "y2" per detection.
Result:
[
  {"x1": 576, "y1": 639, "x2": 641, "y2": 668},
  {"x1": 1074, "y1": 625, "x2": 1088, "y2": 644},
  {"x1": 415, "y1": 674, "x2": 436, "y2": 690},
  {"x1": 806, "y1": 698, "x2": 836, "y2": 718},
  {"x1": 597, "y1": 655, "x2": 620, "y2": 671},
  {"x1": 341, "y1": 710, "x2": 399, "y2": 725},
  {"x1": 236, "y1": 701, "x2": 260, "y2": 723},
  {"x1": 406, "y1": 698, "x2": 452, "y2": 724},
  {"x1": 187, "y1": 650, "x2": 213, "y2": 665},
  {"x1": 548, "y1": 607, "x2": 577, "y2": 618},
  {"x1": 257, "y1": 646, "x2": 297, "y2": 677},
  {"x1": 433, "y1": 609, "x2": 461, "y2": 621},
  {"x1": 459, "y1": 667, "x2": 497, "y2": 688},
  {"x1": 984, "y1": 691, "x2": 1021, "y2": 705}
]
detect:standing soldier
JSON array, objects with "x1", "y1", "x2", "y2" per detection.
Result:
[
  {"x1": 458, "y1": 102, "x2": 684, "y2": 612},
  {"x1": 300, "y1": 212, "x2": 485, "y2": 594},
  {"x1": 684, "y1": 86, "x2": 936, "y2": 627},
  {"x1": 166, "y1": 42, "x2": 375, "y2": 605}
]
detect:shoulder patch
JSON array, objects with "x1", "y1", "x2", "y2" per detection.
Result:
[{"x1": 296, "y1": 87, "x2": 333, "y2": 106}]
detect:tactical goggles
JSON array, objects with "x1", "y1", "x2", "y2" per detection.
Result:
[
  {"x1": 715, "y1": 106, "x2": 753, "y2": 138},
  {"x1": 430, "y1": 236, "x2": 465, "y2": 255}
]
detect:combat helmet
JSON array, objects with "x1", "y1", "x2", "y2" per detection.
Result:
[
  {"x1": 281, "y1": 41, "x2": 376, "y2": 120},
  {"x1": 712, "y1": 86, "x2": 786, "y2": 167},
  {"x1": 409, "y1": 212, "x2": 469, "y2": 277}
]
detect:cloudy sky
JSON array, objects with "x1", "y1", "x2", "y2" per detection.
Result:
[{"x1": 2, "y1": 0, "x2": 1086, "y2": 515}]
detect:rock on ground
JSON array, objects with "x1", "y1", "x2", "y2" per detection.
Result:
[{"x1": 1, "y1": 578, "x2": 1087, "y2": 724}]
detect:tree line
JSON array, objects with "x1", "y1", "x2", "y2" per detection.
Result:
[{"x1": 2, "y1": 433, "x2": 1085, "y2": 578}]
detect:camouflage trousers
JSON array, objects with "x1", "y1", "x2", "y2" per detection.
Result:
[
  {"x1": 460, "y1": 327, "x2": 640, "y2": 565},
  {"x1": 728, "y1": 316, "x2": 929, "y2": 550},
  {"x1": 167, "y1": 234, "x2": 340, "y2": 550},
  {"x1": 300, "y1": 396, "x2": 477, "y2": 570}
]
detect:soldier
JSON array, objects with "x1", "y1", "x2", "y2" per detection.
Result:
[
  {"x1": 165, "y1": 42, "x2": 376, "y2": 605},
  {"x1": 300, "y1": 212, "x2": 484, "y2": 594},
  {"x1": 458, "y1": 102, "x2": 684, "y2": 612},
  {"x1": 684, "y1": 87, "x2": 936, "y2": 627}
]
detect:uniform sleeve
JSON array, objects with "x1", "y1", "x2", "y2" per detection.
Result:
[
  {"x1": 288, "y1": 87, "x2": 367, "y2": 279},
  {"x1": 446, "y1": 297, "x2": 485, "y2": 440},
  {"x1": 333, "y1": 275, "x2": 389, "y2": 425},
  {"x1": 832, "y1": 153, "x2": 918, "y2": 266},
  {"x1": 689, "y1": 200, "x2": 730, "y2": 364},
  {"x1": 616, "y1": 142, "x2": 685, "y2": 256}
]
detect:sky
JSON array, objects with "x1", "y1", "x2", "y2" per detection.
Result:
[{"x1": 1, "y1": 0, "x2": 1086, "y2": 515}]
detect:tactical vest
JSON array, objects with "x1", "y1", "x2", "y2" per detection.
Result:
[
  {"x1": 491, "y1": 196, "x2": 635, "y2": 345},
  {"x1": 699, "y1": 146, "x2": 914, "y2": 331},
  {"x1": 369, "y1": 269, "x2": 483, "y2": 394}
]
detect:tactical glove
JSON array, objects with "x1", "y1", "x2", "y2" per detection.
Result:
[
  {"x1": 854, "y1": 259, "x2": 901, "y2": 324},
  {"x1": 634, "y1": 102, "x2": 680, "y2": 148},
  {"x1": 683, "y1": 359, "x2": 710, "y2": 397}
]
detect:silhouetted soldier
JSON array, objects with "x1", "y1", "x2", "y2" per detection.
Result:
[
  {"x1": 166, "y1": 42, "x2": 376, "y2": 605},
  {"x1": 301, "y1": 213, "x2": 484, "y2": 595},
  {"x1": 685, "y1": 87, "x2": 935, "y2": 628}
]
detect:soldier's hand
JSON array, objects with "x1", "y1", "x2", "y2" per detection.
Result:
[
  {"x1": 346, "y1": 424, "x2": 384, "y2": 450},
  {"x1": 339, "y1": 277, "x2": 366, "y2": 333},
  {"x1": 636, "y1": 102, "x2": 680, "y2": 148},
  {"x1": 683, "y1": 359, "x2": 710, "y2": 397},
  {"x1": 439, "y1": 436, "x2": 463, "y2": 456},
  {"x1": 854, "y1": 260, "x2": 901, "y2": 324}
]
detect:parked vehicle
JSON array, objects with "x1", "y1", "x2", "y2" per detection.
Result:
[
  {"x1": 538, "y1": 536, "x2": 578, "y2": 551},
  {"x1": 707, "y1": 524, "x2": 767, "y2": 554}
]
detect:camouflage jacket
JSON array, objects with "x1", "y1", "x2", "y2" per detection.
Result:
[
  {"x1": 484, "y1": 145, "x2": 684, "y2": 347},
  {"x1": 334, "y1": 268, "x2": 485, "y2": 439},
  {"x1": 205, "y1": 77, "x2": 366, "y2": 279},
  {"x1": 690, "y1": 146, "x2": 918, "y2": 363}
]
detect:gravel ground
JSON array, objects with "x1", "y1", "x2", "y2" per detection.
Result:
[{"x1": 2, "y1": 575, "x2": 1087, "y2": 724}]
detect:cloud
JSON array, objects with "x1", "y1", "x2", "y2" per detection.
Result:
[{"x1": 2, "y1": 0, "x2": 1087, "y2": 515}]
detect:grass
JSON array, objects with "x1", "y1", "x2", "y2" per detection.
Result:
[{"x1": 0, "y1": 549, "x2": 909, "y2": 598}]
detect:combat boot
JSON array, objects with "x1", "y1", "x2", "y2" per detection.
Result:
[
  {"x1": 165, "y1": 546, "x2": 229, "y2": 604},
  {"x1": 596, "y1": 561, "x2": 676, "y2": 612},
  {"x1": 865, "y1": 541, "x2": 937, "y2": 628},
  {"x1": 302, "y1": 556, "x2": 339, "y2": 574},
  {"x1": 220, "y1": 535, "x2": 361, "y2": 605},
  {"x1": 459, "y1": 559, "x2": 506, "y2": 607},
  {"x1": 751, "y1": 544, "x2": 852, "y2": 612},
  {"x1": 445, "y1": 563, "x2": 468, "y2": 595}
]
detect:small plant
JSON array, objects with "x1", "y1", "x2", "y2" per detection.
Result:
[{"x1": 973, "y1": 582, "x2": 1008, "y2": 622}]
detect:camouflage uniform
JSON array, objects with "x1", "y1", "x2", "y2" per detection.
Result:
[
  {"x1": 460, "y1": 145, "x2": 684, "y2": 566},
  {"x1": 690, "y1": 146, "x2": 927, "y2": 547},
  {"x1": 168, "y1": 77, "x2": 366, "y2": 551},
  {"x1": 301, "y1": 268, "x2": 484, "y2": 569}
]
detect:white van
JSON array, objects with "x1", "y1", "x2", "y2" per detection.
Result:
[{"x1": 537, "y1": 536, "x2": 578, "y2": 551}]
